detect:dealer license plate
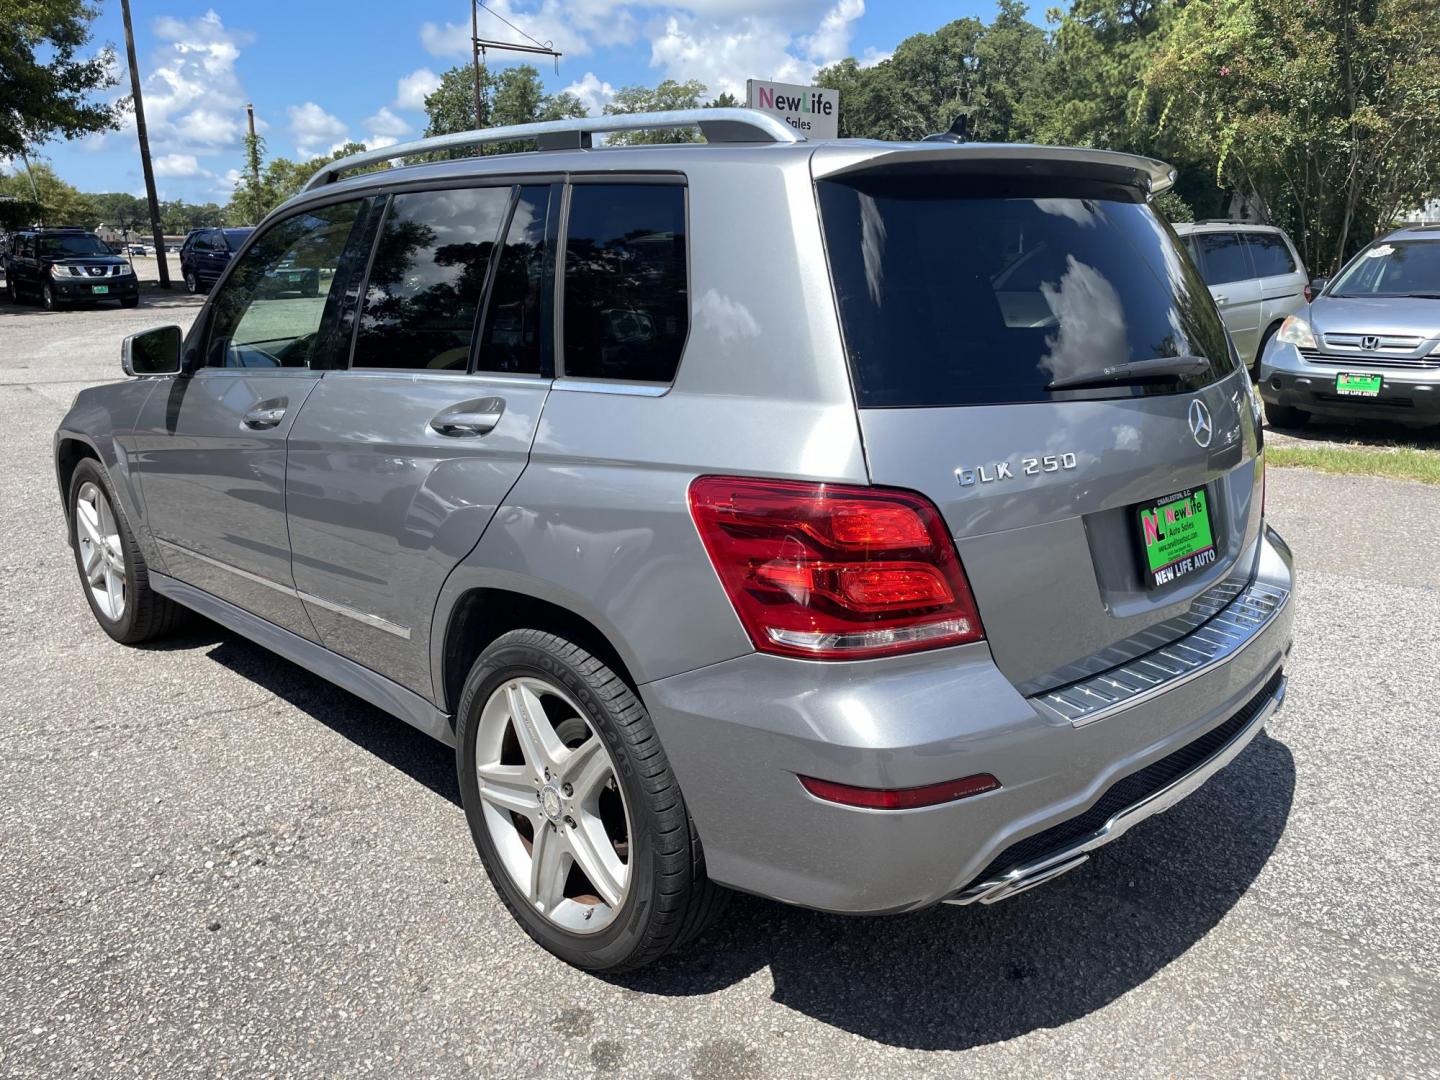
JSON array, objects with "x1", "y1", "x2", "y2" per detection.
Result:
[
  {"x1": 91, "y1": 285, "x2": 109, "y2": 295},
  {"x1": 1336, "y1": 372, "x2": 1381, "y2": 397},
  {"x1": 1136, "y1": 487, "x2": 1217, "y2": 589}
]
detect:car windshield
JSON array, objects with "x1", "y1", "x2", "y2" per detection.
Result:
[
  {"x1": 37, "y1": 234, "x2": 111, "y2": 258},
  {"x1": 817, "y1": 173, "x2": 1234, "y2": 406},
  {"x1": 1329, "y1": 239, "x2": 1440, "y2": 298},
  {"x1": 223, "y1": 229, "x2": 252, "y2": 252}
]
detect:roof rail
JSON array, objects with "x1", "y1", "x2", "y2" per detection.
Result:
[{"x1": 304, "y1": 108, "x2": 803, "y2": 190}]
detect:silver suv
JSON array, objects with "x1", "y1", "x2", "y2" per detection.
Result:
[
  {"x1": 1260, "y1": 225, "x2": 1440, "y2": 427},
  {"x1": 1172, "y1": 221, "x2": 1309, "y2": 373},
  {"x1": 54, "y1": 111, "x2": 1294, "y2": 972}
]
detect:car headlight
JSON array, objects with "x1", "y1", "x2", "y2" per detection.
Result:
[
  {"x1": 1276, "y1": 314, "x2": 1316, "y2": 350},
  {"x1": 48, "y1": 265, "x2": 78, "y2": 279}
]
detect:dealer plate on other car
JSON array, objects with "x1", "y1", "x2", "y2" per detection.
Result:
[{"x1": 1336, "y1": 372, "x2": 1381, "y2": 397}]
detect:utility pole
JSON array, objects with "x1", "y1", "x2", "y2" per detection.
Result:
[
  {"x1": 246, "y1": 104, "x2": 260, "y2": 188},
  {"x1": 471, "y1": 0, "x2": 485, "y2": 129},
  {"x1": 120, "y1": 0, "x2": 170, "y2": 288}
]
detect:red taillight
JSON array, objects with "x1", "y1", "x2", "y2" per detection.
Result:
[
  {"x1": 688, "y1": 476, "x2": 985, "y2": 660},
  {"x1": 798, "y1": 772, "x2": 1001, "y2": 809}
]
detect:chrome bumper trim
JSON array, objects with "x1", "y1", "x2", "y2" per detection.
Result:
[
  {"x1": 946, "y1": 671, "x2": 1286, "y2": 906},
  {"x1": 1034, "y1": 580, "x2": 1289, "y2": 727}
]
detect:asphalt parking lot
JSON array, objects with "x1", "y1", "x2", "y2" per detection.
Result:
[{"x1": 1, "y1": 287, "x2": 1437, "y2": 1078}]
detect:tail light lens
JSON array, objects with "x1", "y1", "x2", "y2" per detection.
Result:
[
  {"x1": 688, "y1": 476, "x2": 984, "y2": 660},
  {"x1": 799, "y1": 772, "x2": 1000, "y2": 809}
]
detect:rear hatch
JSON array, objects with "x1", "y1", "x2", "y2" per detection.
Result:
[{"x1": 815, "y1": 151, "x2": 1265, "y2": 694}]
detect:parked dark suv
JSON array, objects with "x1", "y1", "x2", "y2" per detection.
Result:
[
  {"x1": 5, "y1": 228, "x2": 139, "y2": 309},
  {"x1": 179, "y1": 227, "x2": 253, "y2": 294}
]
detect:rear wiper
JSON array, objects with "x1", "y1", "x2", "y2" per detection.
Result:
[{"x1": 1046, "y1": 354, "x2": 1210, "y2": 391}]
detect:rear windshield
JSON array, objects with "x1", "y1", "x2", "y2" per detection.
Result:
[
  {"x1": 223, "y1": 228, "x2": 253, "y2": 252},
  {"x1": 1328, "y1": 239, "x2": 1440, "y2": 298},
  {"x1": 818, "y1": 175, "x2": 1234, "y2": 407}
]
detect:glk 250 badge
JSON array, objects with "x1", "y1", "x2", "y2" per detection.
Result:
[{"x1": 955, "y1": 453, "x2": 1077, "y2": 487}]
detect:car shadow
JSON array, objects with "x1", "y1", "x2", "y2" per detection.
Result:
[
  {"x1": 194, "y1": 620, "x2": 1293, "y2": 1052},
  {"x1": 1266, "y1": 414, "x2": 1440, "y2": 448}
]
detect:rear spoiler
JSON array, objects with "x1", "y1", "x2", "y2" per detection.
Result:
[{"x1": 811, "y1": 143, "x2": 1177, "y2": 196}]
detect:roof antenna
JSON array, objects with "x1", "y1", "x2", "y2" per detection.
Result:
[{"x1": 922, "y1": 114, "x2": 969, "y2": 144}]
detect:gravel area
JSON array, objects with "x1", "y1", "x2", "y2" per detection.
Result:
[{"x1": 1, "y1": 294, "x2": 1437, "y2": 1078}]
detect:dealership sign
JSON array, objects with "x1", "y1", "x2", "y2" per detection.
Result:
[{"x1": 745, "y1": 79, "x2": 839, "y2": 140}]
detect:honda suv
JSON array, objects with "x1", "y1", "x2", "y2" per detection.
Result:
[{"x1": 54, "y1": 111, "x2": 1294, "y2": 972}]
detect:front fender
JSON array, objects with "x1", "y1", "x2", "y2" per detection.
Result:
[{"x1": 54, "y1": 379, "x2": 164, "y2": 565}]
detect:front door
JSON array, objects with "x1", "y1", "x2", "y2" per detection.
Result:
[
  {"x1": 132, "y1": 197, "x2": 376, "y2": 639},
  {"x1": 285, "y1": 183, "x2": 557, "y2": 697}
]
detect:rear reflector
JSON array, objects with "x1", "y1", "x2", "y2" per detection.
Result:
[
  {"x1": 688, "y1": 476, "x2": 984, "y2": 660},
  {"x1": 798, "y1": 772, "x2": 1001, "y2": 810}
]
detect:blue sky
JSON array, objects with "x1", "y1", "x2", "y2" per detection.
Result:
[{"x1": 30, "y1": 0, "x2": 1013, "y2": 203}]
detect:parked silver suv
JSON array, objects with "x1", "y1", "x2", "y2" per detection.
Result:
[
  {"x1": 54, "y1": 111, "x2": 1294, "y2": 972},
  {"x1": 1260, "y1": 224, "x2": 1440, "y2": 427},
  {"x1": 1173, "y1": 221, "x2": 1309, "y2": 373}
]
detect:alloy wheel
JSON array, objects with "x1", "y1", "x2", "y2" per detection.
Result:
[
  {"x1": 474, "y1": 677, "x2": 631, "y2": 934},
  {"x1": 75, "y1": 481, "x2": 127, "y2": 621}
]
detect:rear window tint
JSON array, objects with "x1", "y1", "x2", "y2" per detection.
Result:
[
  {"x1": 1193, "y1": 232, "x2": 1253, "y2": 286},
  {"x1": 562, "y1": 184, "x2": 687, "y2": 383},
  {"x1": 818, "y1": 175, "x2": 1234, "y2": 407},
  {"x1": 353, "y1": 186, "x2": 510, "y2": 372},
  {"x1": 1243, "y1": 233, "x2": 1297, "y2": 277}
]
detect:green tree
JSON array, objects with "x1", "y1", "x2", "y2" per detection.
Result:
[
  {"x1": 0, "y1": 160, "x2": 94, "y2": 224},
  {"x1": 603, "y1": 79, "x2": 709, "y2": 143},
  {"x1": 87, "y1": 191, "x2": 147, "y2": 230},
  {"x1": 0, "y1": 0, "x2": 119, "y2": 156},
  {"x1": 1146, "y1": 0, "x2": 1440, "y2": 270},
  {"x1": 423, "y1": 63, "x2": 586, "y2": 153},
  {"x1": 708, "y1": 92, "x2": 741, "y2": 108}
]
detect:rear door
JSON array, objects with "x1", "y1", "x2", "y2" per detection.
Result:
[
  {"x1": 1192, "y1": 230, "x2": 1263, "y2": 360},
  {"x1": 1243, "y1": 231, "x2": 1307, "y2": 353},
  {"x1": 284, "y1": 182, "x2": 557, "y2": 698},
  {"x1": 817, "y1": 169, "x2": 1263, "y2": 694}
]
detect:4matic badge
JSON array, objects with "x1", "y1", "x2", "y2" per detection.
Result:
[{"x1": 955, "y1": 452, "x2": 1078, "y2": 488}]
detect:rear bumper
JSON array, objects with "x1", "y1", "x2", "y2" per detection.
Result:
[
  {"x1": 1260, "y1": 340, "x2": 1440, "y2": 422},
  {"x1": 642, "y1": 526, "x2": 1294, "y2": 914}
]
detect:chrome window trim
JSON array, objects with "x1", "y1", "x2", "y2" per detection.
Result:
[
  {"x1": 156, "y1": 539, "x2": 411, "y2": 639},
  {"x1": 551, "y1": 377, "x2": 670, "y2": 397}
]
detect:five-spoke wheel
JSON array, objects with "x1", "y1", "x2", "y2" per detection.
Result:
[
  {"x1": 74, "y1": 479, "x2": 127, "y2": 622},
  {"x1": 474, "y1": 676, "x2": 631, "y2": 933}
]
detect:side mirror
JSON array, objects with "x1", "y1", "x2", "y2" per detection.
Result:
[
  {"x1": 1304, "y1": 277, "x2": 1328, "y2": 303},
  {"x1": 121, "y1": 325, "x2": 183, "y2": 376}
]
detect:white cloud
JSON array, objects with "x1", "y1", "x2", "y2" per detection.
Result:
[
  {"x1": 365, "y1": 106, "x2": 412, "y2": 139},
  {"x1": 152, "y1": 153, "x2": 204, "y2": 177},
  {"x1": 649, "y1": 12, "x2": 811, "y2": 99},
  {"x1": 395, "y1": 67, "x2": 442, "y2": 110},
  {"x1": 288, "y1": 101, "x2": 349, "y2": 158},
  {"x1": 801, "y1": 0, "x2": 863, "y2": 66},
  {"x1": 563, "y1": 72, "x2": 616, "y2": 115},
  {"x1": 108, "y1": 11, "x2": 255, "y2": 154},
  {"x1": 858, "y1": 45, "x2": 891, "y2": 68}
]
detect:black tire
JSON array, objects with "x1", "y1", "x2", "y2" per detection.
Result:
[
  {"x1": 68, "y1": 458, "x2": 187, "y2": 644},
  {"x1": 456, "y1": 629, "x2": 728, "y2": 972},
  {"x1": 1265, "y1": 402, "x2": 1309, "y2": 428},
  {"x1": 121, "y1": 296, "x2": 140, "y2": 308},
  {"x1": 184, "y1": 269, "x2": 198, "y2": 294},
  {"x1": 4, "y1": 276, "x2": 17, "y2": 304},
  {"x1": 41, "y1": 281, "x2": 60, "y2": 311}
]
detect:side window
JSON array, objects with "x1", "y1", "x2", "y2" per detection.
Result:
[
  {"x1": 1244, "y1": 233, "x2": 1297, "y2": 277},
  {"x1": 203, "y1": 200, "x2": 366, "y2": 369},
  {"x1": 352, "y1": 186, "x2": 511, "y2": 372},
  {"x1": 476, "y1": 185, "x2": 551, "y2": 375},
  {"x1": 562, "y1": 183, "x2": 688, "y2": 383},
  {"x1": 193, "y1": 231, "x2": 214, "y2": 252},
  {"x1": 1194, "y1": 232, "x2": 1253, "y2": 286}
]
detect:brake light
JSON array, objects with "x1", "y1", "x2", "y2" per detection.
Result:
[
  {"x1": 798, "y1": 772, "x2": 1001, "y2": 809},
  {"x1": 688, "y1": 476, "x2": 984, "y2": 660}
]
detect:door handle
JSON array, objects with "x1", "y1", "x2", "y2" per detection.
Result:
[
  {"x1": 1214, "y1": 293, "x2": 1228, "y2": 305},
  {"x1": 242, "y1": 400, "x2": 287, "y2": 429},
  {"x1": 430, "y1": 397, "x2": 504, "y2": 437}
]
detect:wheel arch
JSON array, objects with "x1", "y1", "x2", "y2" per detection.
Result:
[
  {"x1": 437, "y1": 585, "x2": 641, "y2": 718},
  {"x1": 55, "y1": 435, "x2": 102, "y2": 520}
]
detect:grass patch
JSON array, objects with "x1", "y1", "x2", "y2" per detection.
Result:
[{"x1": 1267, "y1": 443, "x2": 1440, "y2": 484}]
